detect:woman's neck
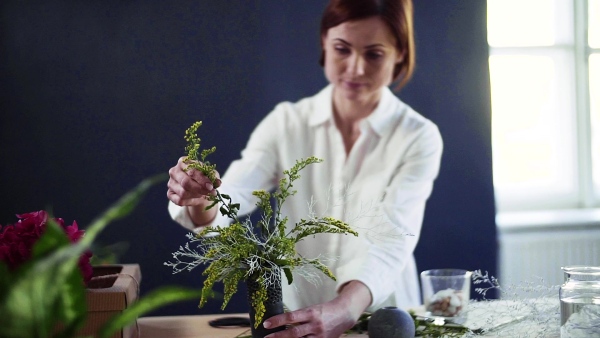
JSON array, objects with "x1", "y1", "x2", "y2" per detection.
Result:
[
  {"x1": 332, "y1": 88, "x2": 382, "y2": 155},
  {"x1": 332, "y1": 88, "x2": 381, "y2": 123}
]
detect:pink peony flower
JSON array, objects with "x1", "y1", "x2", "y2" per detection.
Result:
[{"x1": 0, "y1": 211, "x2": 94, "y2": 284}]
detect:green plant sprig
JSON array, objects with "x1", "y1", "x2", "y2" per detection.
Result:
[
  {"x1": 289, "y1": 216, "x2": 358, "y2": 243},
  {"x1": 182, "y1": 122, "x2": 245, "y2": 223},
  {"x1": 274, "y1": 157, "x2": 322, "y2": 235},
  {"x1": 183, "y1": 121, "x2": 218, "y2": 185},
  {"x1": 166, "y1": 121, "x2": 359, "y2": 327},
  {"x1": 412, "y1": 315, "x2": 471, "y2": 337}
]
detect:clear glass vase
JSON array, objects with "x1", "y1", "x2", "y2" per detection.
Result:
[{"x1": 559, "y1": 266, "x2": 600, "y2": 337}]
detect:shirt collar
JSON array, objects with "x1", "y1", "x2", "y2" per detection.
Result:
[
  {"x1": 363, "y1": 86, "x2": 398, "y2": 137},
  {"x1": 309, "y1": 84, "x2": 401, "y2": 137},
  {"x1": 308, "y1": 85, "x2": 335, "y2": 127}
]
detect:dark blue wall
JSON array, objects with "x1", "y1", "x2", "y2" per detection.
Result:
[{"x1": 0, "y1": 1, "x2": 496, "y2": 316}]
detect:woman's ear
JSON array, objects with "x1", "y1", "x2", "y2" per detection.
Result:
[{"x1": 396, "y1": 49, "x2": 406, "y2": 64}]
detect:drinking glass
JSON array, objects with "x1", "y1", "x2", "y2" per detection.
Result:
[{"x1": 420, "y1": 269, "x2": 472, "y2": 320}]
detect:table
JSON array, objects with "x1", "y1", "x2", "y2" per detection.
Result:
[
  {"x1": 137, "y1": 314, "x2": 367, "y2": 338},
  {"x1": 138, "y1": 299, "x2": 561, "y2": 338}
]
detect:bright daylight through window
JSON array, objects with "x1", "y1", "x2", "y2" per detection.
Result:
[{"x1": 487, "y1": 0, "x2": 599, "y2": 213}]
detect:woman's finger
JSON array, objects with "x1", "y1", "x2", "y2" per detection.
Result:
[
  {"x1": 177, "y1": 157, "x2": 222, "y2": 192},
  {"x1": 263, "y1": 309, "x2": 321, "y2": 338},
  {"x1": 187, "y1": 169, "x2": 221, "y2": 192},
  {"x1": 264, "y1": 310, "x2": 308, "y2": 329},
  {"x1": 264, "y1": 323, "x2": 313, "y2": 338},
  {"x1": 167, "y1": 163, "x2": 214, "y2": 202},
  {"x1": 166, "y1": 188, "x2": 206, "y2": 206}
]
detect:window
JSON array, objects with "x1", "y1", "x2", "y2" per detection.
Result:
[{"x1": 488, "y1": 0, "x2": 600, "y2": 212}]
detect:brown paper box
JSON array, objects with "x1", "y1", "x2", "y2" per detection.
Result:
[{"x1": 80, "y1": 264, "x2": 142, "y2": 338}]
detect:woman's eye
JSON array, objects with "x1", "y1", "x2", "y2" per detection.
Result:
[
  {"x1": 334, "y1": 46, "x2": 350, "y2": 55},
  {"x1": 366, "y1": 51, "x2": 383, "y2": 60}
]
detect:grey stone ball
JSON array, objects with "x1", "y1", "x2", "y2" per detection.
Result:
[{"x1": 368, "y1": 306, "x2": 416, "y2": 338}]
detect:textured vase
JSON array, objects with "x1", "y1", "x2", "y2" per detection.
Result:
[
  {"x1": 368, "y1": 306, "x2": 416, "y2": 338},
  {"x1": 246, "y1": 276, "x2": 285, "y2": 338}
]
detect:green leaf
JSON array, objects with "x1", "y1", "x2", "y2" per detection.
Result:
[
  {"x1": 0, "y1": 174, "x2": 167, "y2": 338},
  {"x1": 31, "y1": 219, "x2": 71, "y2": 259},
  {"x1": 97, "y1": 287, "x2": 202, "y2": 338},
  {"x1": 0, "y1": 220, "x2": 86, "y2": 338},
  {"x1": 35, "y1": 221, "x2": 87, "y2": 338},
  {"x1": 52, "y1": 267, "x2": 88, "y2": 338},
  {"x1": 283, "y1": 267, "x2": 294, "y2": 285},
  {"x1": 82, "y1": 173, "x2": 168, "y2": 245},
  {"x1": 4, "y1": 174, "x2": 166, "y2": 292},
  {"x1": 205, "y1": 199, "x2": 219, "y2": 210}
]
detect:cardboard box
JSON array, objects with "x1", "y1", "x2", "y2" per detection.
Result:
[{"x1": 81, "y1": 264, "x2": 142, "y2": 338}]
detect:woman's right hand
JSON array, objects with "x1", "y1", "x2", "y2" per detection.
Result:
[{"x1": 167, "y1": 157, "x2": 222, "y2": 226}]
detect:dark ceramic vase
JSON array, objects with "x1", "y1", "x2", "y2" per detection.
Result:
[
  {"x1": 246, "y1": 277, "x2": 285, "y2": 338},
  {"x1": 368, "y1": 306, "x2": 416, "y2": 338}
]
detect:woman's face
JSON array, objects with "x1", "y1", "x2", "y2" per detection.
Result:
[{"x1": 322, "y1": 16, "x2": 403, "y2": 104}]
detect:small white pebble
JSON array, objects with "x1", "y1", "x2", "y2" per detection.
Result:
[{"x1": 449, "y1": 294, "x2": 461, "y2": 307}]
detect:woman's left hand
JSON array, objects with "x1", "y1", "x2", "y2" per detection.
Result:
[
  {"x1": 262, "y1": 280, "x2": 372, "y2": 338},
  {"x1": 262, "y1": 299, "x2": 355, "y2": 338}
]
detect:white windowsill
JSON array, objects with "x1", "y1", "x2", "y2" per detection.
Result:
[{"x1": 496, "y1": 208, "x2": 600, "y2": 233}]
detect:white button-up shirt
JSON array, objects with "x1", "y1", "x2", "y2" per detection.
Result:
[{"x1": 169, "y1": 84, "x2": 443, "y2": 311}]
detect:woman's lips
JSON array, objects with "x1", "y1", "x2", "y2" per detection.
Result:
[{"x1": 343, "y1": 80, "x2": 364, "y2": 90}]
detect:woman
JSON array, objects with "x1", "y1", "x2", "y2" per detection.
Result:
[{"x1": 167, "y1": 0, "x2": 443, "y2": 337}]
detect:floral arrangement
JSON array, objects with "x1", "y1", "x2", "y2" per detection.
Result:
[
  {"x1": 0, "y1": 210, "x2": 93, "y2": 284},
  {"x1": 165, "y1": 121, "x2": 359, "y2": 327},
  {"x1": 0, "y1": 175, "x2": 204, "y2": 338}
]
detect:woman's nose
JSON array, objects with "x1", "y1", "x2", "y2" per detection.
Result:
[{"x1": 347, "y1": 54, "x2": 365, "y2": 76}]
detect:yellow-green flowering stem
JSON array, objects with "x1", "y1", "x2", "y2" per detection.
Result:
[
  {"x1": 251, "y1": 286, "x2": 268, "y2": 328},
  {"x1": 183, "y1": 121, "x2": 218, "y2": 186}
]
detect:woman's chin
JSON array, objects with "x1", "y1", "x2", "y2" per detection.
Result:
[{"x1": 334, "y1": 84, "x2": 363, "y2": 100}]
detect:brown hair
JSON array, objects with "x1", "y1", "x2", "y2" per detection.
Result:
[{"x1": 319, "y1": 0, "x2": 415, "y2": 90}]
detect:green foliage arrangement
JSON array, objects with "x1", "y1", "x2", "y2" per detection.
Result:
[
  {"x1": 165, "y1": 121, "x2": 359, "y2": 327},
  {"x1": 0, "y1": 175, "x2": 203, "y2": 338}
]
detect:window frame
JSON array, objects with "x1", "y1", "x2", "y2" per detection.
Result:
[{"x1": 488, "y1": 0, "x2": 599, "y2": 212}]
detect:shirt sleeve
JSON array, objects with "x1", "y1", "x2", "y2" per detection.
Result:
[{"x1": 335, "y1": 122, "x2": 444, "y2": 309}]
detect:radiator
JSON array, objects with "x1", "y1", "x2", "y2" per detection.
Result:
[{"x1": 498, "y1": 214, "x2": 600, "y2": 297}]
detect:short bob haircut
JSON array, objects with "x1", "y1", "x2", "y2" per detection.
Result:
[{"x1": 319, "y1": 0, "x2": 415, "y2": 91}]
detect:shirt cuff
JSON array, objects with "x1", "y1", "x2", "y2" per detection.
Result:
[
  {"x1": 168, "y1": 201, "x2": 200, "y2": 232},
  {"x1": 334, "y1": 255, "x2": 395, "y2": 310},
  {"x1": 168, "y1": 201, "x2": 233, "y2": 234}
]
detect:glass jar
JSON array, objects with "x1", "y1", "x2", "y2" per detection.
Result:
[{"x1": 559, "y1": 266, "x2": 600, "y2": 337}]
